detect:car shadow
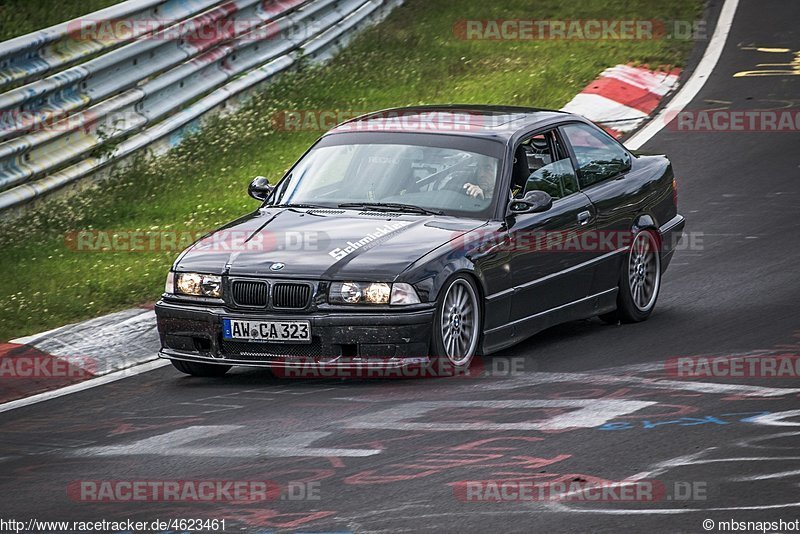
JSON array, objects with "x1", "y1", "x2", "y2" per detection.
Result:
[{"x1": 164, "y1": 315, "x2": 642, "y2": 390}]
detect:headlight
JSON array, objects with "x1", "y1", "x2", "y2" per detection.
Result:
[
  {"x1": 175, "y1": 272, "x2": 222, "y2": 298},
  {"x1": 329, "y1": 282, "x2": 419, "y2": 305},
  {"x1": 339, "y1": 282, "x2": 363, "y2": 304},
  {"x1": 364, "y1": 282, "x2": 390, "y2": 304}
]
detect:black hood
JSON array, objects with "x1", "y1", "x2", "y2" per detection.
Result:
[{"x1": 174, "y1": 207, "x2": 487, "y2": 281}]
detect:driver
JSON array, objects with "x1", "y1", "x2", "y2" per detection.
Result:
[{"x1": 462, "y1": 161, "x2": 496, "y2": 200}]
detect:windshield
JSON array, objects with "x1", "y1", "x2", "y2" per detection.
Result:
[{"x1": 269, "y1": 136, "x2": 503, "y2": 218}]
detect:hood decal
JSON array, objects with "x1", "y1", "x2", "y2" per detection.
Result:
[
  {"x1": 327, "y1": 220, "x2": 412, "y2": 261},
  {"x1": 322, "y1": 219, "x2": 416, "y2": 278}
]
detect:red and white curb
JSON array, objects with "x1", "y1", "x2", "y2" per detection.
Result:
[
  {"x1": 561, "y1": 64, "x2": 681, "y2": 138},
  {"x1": 2, "y1": 306, "x2": 162, "y2": 406}
]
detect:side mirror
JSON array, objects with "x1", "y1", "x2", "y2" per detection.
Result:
[
  {"x1": 248, "y1": 176, "x2": 274, "y2": 202},
  {"x1": 508, "y1": 190, "x2": 553, "y2": 215}
]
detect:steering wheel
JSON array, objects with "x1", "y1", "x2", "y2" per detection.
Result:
[{"x1": 440, "y1": 170, "x2": 477, "y2": 194}]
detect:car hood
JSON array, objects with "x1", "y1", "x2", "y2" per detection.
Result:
[{"x1": 174, "y1": 207, "x2": 487, "y2": 280}]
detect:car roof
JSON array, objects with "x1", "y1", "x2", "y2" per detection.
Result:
[{"x1": 325, "y1": 105, "x2": 574, "y2": 141}]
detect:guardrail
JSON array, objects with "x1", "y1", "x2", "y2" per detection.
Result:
[{"x1": 0, "y1": 0, "x2": 402, "y2": 211}]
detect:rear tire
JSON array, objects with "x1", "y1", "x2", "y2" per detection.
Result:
[
  {"x1": 600, "y1": 229, "x2": 662, "y2": 324},
  {"x1": 170, "y1": 359, "x2": 231, "y2": 377},
  {"x1": 430, "y1": 275, "x2": 481, "y2": 376}
]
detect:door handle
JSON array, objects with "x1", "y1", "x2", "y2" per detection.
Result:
[{"x1": 577, "y1": 210, "x2": 591, "y2": 226}]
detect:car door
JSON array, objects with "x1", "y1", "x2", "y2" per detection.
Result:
[
  {"x1": 559, "y1": 122, "x2": 637, "y2": 294},
  {"x1": 507, "y1": 128, "x2": 597, "y2": 326}
]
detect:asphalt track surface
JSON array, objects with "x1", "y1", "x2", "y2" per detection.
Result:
[{"x1": 1, "y1": 1, "x2": 799, "y2": 532}]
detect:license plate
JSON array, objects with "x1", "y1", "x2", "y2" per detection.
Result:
[{"x1": 222, "y1": 318, "x2": 311, "y2": 343}]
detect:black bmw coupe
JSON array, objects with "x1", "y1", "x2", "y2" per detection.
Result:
[{"x1": 155, "y1": 105, "x2": 685, "y2": 376}]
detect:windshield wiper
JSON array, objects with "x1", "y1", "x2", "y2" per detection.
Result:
[
  {"x1": 270, "y1": 203, "x2": 330, "y2": 209},
  {"x1": 338, "y1": 202, "x2": 443, "y2": 216}
]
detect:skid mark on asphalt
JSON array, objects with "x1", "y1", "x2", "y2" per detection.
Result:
[{"x1": 545, "y1": 423, "x2": 800, "y2": 515}]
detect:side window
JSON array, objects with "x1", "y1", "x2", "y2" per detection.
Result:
[
  {"x1": 562, "y1": 123, "x2": 631, "y2": 188},
  {"x1": 520, "y1": 131, "x2": 579, "y2": 200}
]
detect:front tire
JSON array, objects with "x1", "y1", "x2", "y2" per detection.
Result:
[
  {"x1": 600, "y1": 229, "x2": 662, "y2": 324},
  {"x1": 430, "y1": 276, "x2": 481, "y2": 376},
  {"x1": 171, "y1": 359, "x2": 231, "y2": 377}
]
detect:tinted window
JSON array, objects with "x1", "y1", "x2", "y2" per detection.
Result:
[
  {"x1": 562, "y1": 123, "x2": 631, "y2": 188},
  {"x1": 520, "y1": 131, "x2": 579, "y2": 200}
]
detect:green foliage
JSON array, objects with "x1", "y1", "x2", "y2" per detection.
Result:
[{"x1": 0, "y1": 0, "x2": 122, "y2": 41}]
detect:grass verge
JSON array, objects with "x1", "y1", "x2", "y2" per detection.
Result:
[
  {"x1": 0, "y1": 0, "x2": 702, "y2": 341},
  {"x1": 0, "y1": 0, "x2": 123, "y2": 41}
]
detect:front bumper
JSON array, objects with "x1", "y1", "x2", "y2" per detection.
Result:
[{"x1": 155, "y1": 299, "x2": 435, "y2": 368}]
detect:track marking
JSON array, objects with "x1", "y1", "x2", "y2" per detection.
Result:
[
  {"x1": 625, "y1": 0, "x2": 740, "y2": 150},
  {"x1": 345, "y1": 400, "x2": 655, "y2": 432},
  {"x1": 740, "y1": 431, "x2": 800, "y2": 449},
  {"x1": 546, "y1": 446, "x2": 800, "y2": 514},
  {"x1": 73, "y1": 426, "x2": 380, "y2": 458},
  {"x1": 748, "y1": 410, "x2": 800, "y2": 426},
  {"x1": 545, "y1": 502, "x2": 800, "y2": 514},
  {"x1": 618, "y1": 448, "x2": 717, "y2": 482},
  {"x1": 732, "y1": 469, "x2": 800, "y2": 481},
  {"x1": 481, "y1": 371, "x2": 800, "y2": 397}
]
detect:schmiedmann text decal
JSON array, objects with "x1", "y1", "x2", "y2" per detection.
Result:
[{"x1": 328, "y1": 221, "x2": 412, "y2": 261}]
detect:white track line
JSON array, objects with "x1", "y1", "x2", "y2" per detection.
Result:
[
  {"x1": 625, "y1": 0, "x2": 740, "y2": 150},
  {"x1": 0, "y1": 359, "x2": 169, "y2": 414}
]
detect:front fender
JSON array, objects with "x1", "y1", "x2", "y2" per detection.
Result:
[
  {"x1": 413, "y1": 259, "x2": 486, "y2": 304},
  {"x1": 402, "y1": 223, "x2": 502, "y2": 303}
]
